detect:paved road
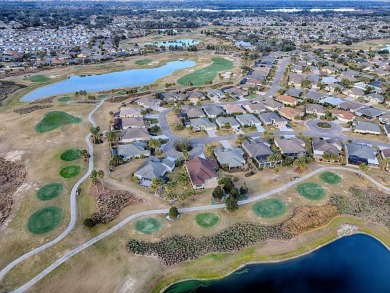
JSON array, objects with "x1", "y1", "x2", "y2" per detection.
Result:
[
  {"x1": 9, "y1": 166, "x2": 390, "y2": 293},
  {"x1": 0, "y1": 100, "x2": 105, "y2": 282},
  {"x1": 159, "y1": 58, "x2": 291, "y2": 158}
]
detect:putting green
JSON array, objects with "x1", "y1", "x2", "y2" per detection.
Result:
[
  {"x1": 58, "y1": 96, "x2": 72, "y2": 102},
  {"x1": 135, "y1": 59, "x2": 152, "y2": 65},
  {"x1": 27, "y1": 207, "x2": 63, "y2": 234},
  {"x1": 195, "y1": 212, "x2": 220, "y2": 228},
  {"x1": 297, "y1": 183, "x2": 325, "y2": 200},
  {"x1": 252, "y1": 199, "x2": 286, "y2": 218},
  {"x1": 37, "y1": 183, "x2": 63, "y2": 201},
  {"x1": 177, "y1": 57, "x2": 234, "y2": 86},
  {"x1": 35, "y1": 111, "x2": 82, "y2": 133},
  {"x1": 136, "y1": 218, "x2": 161, "y2": 234},
  {"x1": 60, "y1": 149, "x2": 81, "y2": 161},
  {"x1": 26, "y1": 75, "x2": 50, "y2": 83},
  {"x1": 59, "y1": 165, "x2": 81, "y2": 178},
  {"x1": 320, "y1": 172, "x2": 341, "y2": 185}
]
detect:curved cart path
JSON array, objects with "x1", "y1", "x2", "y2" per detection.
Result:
[
  {"x1": 9, "y1": 166, "x2": 390, "y2": 292},
  {"x1": 0, "y1": 100, "x2": 104, "y2": 282}
]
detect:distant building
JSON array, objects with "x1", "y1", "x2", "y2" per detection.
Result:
[{"x1": 185, "y1": 157, "x2": 218, "y2": 189}]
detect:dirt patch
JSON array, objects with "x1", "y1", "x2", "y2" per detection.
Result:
[
  {"x1": 0, "y1": 81, "x2": 26, "y2": 105},
  {"x1": 90, "y1": 184, "x2": 144, "y2": 224},
  {"x1": 13, "y1": 105, "x2": 53, "y2": 115},
  {"x1": 281, "y1": 203, "x2": 340, "y2": 237},
  {"x1": 4, "y1": 150, "x2": 25, "y2": 162},
  {"x1": 0, "y1": 158, "x2": 26, "y2": 226}
]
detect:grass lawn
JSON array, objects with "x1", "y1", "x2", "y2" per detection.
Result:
[
  {"x1": 195, "y1": 213, "x2": 220, "y2": 228},
  {"x1": 58, "y1": 96, "x2": 72, "y2": 102},
  {"x1": 36, "y1": 183, "x2": 63, "y2": 201},
  {"x1": 98, "y1": 94, "x2": 109, "y2": 99},
  {"x1": 27, "y1": 207, "x2": 63, "y2": 234},
  {"x1": 60, "y1": 149, "x2": 81, "y2": 161},
  {"x1": 320, "y1": 172, "x2": 341, "y2": 185},
  {"x1": 135, "y1": 59, "x2": 153, "y2": 66},
  {"x1": 244, "y1": 94, "x2": 258, "y2": 100},
  {"x1": 177, "y1": 57, "x2": 234, "y2": 86},
  {"x1": 136, "y1": 218, "x2": 162, "y2": 234},
  {"x1": 25, "y1": 75, "x2": 51, "y2": 83},
  {"x1": 252, "y1": 198, "x2": 286, "y2": 218},
  {"x1": 59, "y1": 165, "x2": 81, "y2": 178},
  {"x1": 35, "y1": 111, "x2": 82, "y2": 133},
  {"x1": 297, "y1": 183, "x2": 325, "y2": 200}
]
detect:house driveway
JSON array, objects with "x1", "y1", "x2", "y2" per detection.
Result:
[
  {"x1": 220, "y1": 140, "x2": 233, "y2": 149},
  {"x1": 279, "y1": 124, "x2": 293, "y2": 132},
  {"x1": 207, "y1": 130, "x2": 218, "y2": 137},
  {"x1": 255, "y1": 125, "x2": 265, "y2": 132}
]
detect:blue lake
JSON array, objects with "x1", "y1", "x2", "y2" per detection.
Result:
[
  {"x1": 144, "y1": 39, "x2": 200, "y2": 47},
  {"x1": 165, "y1": 234, "x2": 390, "y2": 293},
  {"x1": 21, "y1": 60, "x2": 196, "y2": 102}
]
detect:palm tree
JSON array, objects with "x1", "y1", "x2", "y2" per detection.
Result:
[
  {"x1": 97, "y1": 170, "x2": 105, "y2": 191},
  {"x1": 205, "y1": 145, "x2": 214, "y2": 157},
  {"x1": 90, "y1": 170, "x2": 99, "y2": 192},
  {"x1": 165, "y1": 180, "x2": 176, "y2": 198},
  {"x1": 182, "y1": 150, "x2": 189, "y2": 162},
  {"x1": 90, "y1": 126, "x2": 101, "y2": 144},
  {"x1": 178, "y1": 172, "x2": 190, "y2": 188},
  {"x1": 150, "y1": 178, "x2": 164, "y2": 195},
  {"x1": 105, "y1": 131, "x2": 118, "y2": 147},
  {"x1": 293, "y1": 156, "x2": 307, "y2": 172},
  {"x1": 80, "y1": 149, "x2": 90, "y2": 162}
]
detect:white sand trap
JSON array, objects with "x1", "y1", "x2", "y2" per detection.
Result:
[
  {"x1": 188, "y1": 69, "x2": 195, "y2": 72},
  {"x1": 119, "y1": 277, "x2": 136, "y2": 293},
  {"x1": 5, "y1": 150, "x2": 25, "y2": 162},
  {"x1": 222, "y1": 72, "x2": 232, "y2": 78},
  {"x1": 49, "y1": 75, "x2": 60, "y2": 78}
]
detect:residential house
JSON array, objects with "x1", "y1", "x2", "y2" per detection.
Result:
[
  {"x1": 363, "y1": 93, "x2": 386, "y2": 104},
  {"x1": 346, "y1": 143, "x2": 379, "y2": 166},
  {"x1": 122, "y1": 117, "x2": 146, "y2": 129},
  {"x1": 136, "y1": 97, "x2": 161, "y2": 109},
  {"x1": 216, "y1": 117, "x2": 240, "y2": 129},
  {"x1": 203, "y1": 105, "x2": 225, "y2": 118},
  {"x1": 185, "y1": 157, "x2": 218, "y2": 189},
  {"x1": 338, "y1": 101, "x2": 364, "y2": 112},
  {"x1": 117, "y1": 141, "x2": 150, "y2": 160},
  {"x1": 333, "y1": 109, "x2": 355, "y2": 122},
  {"x1": 305, "y1": 90, "x2": 327, "y2": 102},
  {"x1": 325, "y1": 83, "x2": 344, "y2": 94},
  {"x1": 134, "y1": 156, "x2": 175, "y2": 187},
  {"x1": 379, "y1": 113, "x2": 390, "y2": 125},
  {"x1": 120, "y1": 128, "x2": 150, "y2": 143},
  {"x1": 190, "y1": 118, "x2": 217, "y2": 132},
  {"x1": 207, "y1": 89, "x2": 225, "y2": 100},
  {"x1": 181, "y1": 107, "x2": 206, "y2": 119},
  {"x1": 288, "y1": 73, "x2": 305, "y2": 87},
  {"x1": 305, "y1": 104, "x2": 326, "y2": 117},
  {"x1": 223, "y1": 104, "x2": 246, "y2": 115},
  {"x1": 319, "y1": 96, "x2": 344, "y2": 107},
  {"x1": 258, "y1": 112, "x2": 288, "y2": 127},
  {"x1": 242, "y1": 138, "x2": 281, "y2": 168},
  {"x1": 312, "y1": 138, "x2": 342, "y2": 161},
  {"x1": 159, "y1": 92, "x2": 186, "y2": 102},
  {"x1": 342, "y1": 87, "x2": 364, "y2": 99},
  {"x1": 278, "y1": 107, "x2": 303, "y2": 121},
  {"x1": 381, "y1": 149, "x2": 390, "y2": 166},
  {"x1": 235, "y1": 114, "x2": 262, "y2": 127},
  {"x1": 275, "y1": 95, "x2": 299, "y2": 106},
  {"x1": 384, "y1": 124, "x2": 390, "y2": 138},
  {"x1": 119, "y1": 107, "x2": 143, "y2": 118},
  {"x1": 353, "y1": 121, "x2": 381, "y2": 135},
  {"x1": 261, "y1": 99, "x2": 283, "y2": 111},
  {"x1": 243, "y1": 103, "x2": 266, "y2": 114},
  {"x1": 274, "y1": 137, "x2": 307, "y2": 158},
  {"x1": 354, "y1": 107, "x2": 386, "y2": 119},
  {"x1": 284, "y1": 88, "x2": 303, "y2": 99},
  {"x1": 188, "y1": 91, "x2": 206, "y2": 103},
  {"x1": 214, "y1": 148, "x2": 246, "y2": 170}
]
